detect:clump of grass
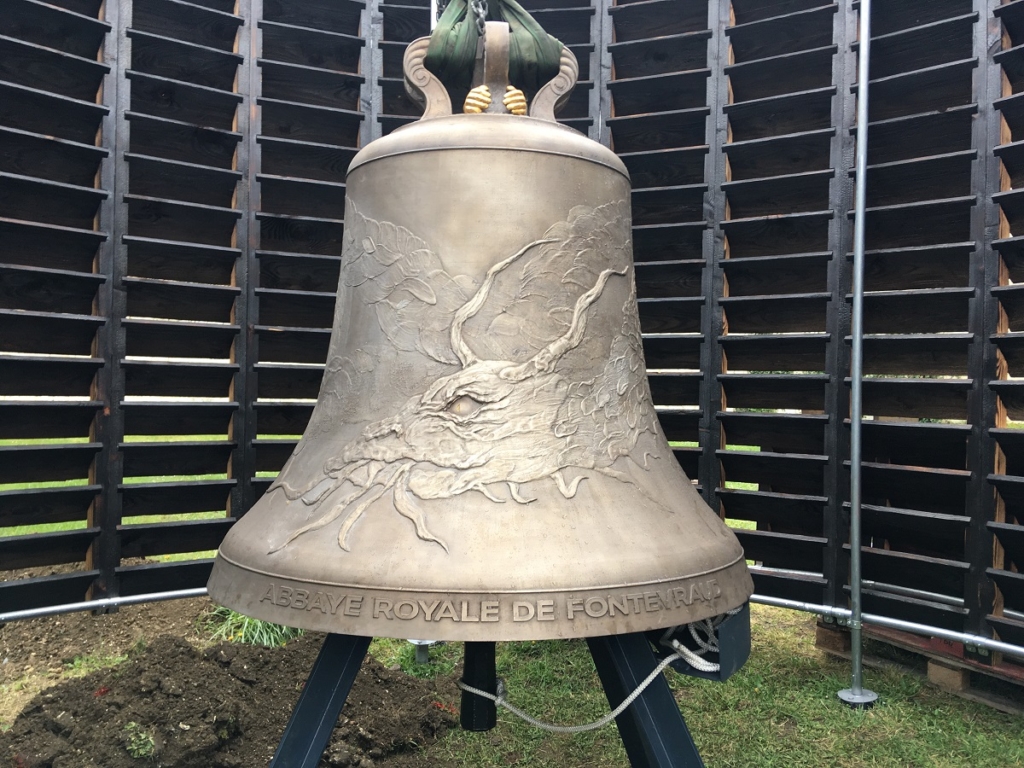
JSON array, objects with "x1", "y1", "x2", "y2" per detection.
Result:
[
  {"x1": 63, "y1": 650, "x2": 129, "y2": 678},
  {"x1": 202, "y1": 606, "x2": 303, "y2": 647},
  {"x1": 123, "y1": 721, "x2": 155, "y2": 759},
  {"x1": 370, "y1": 637, "x2": 462, "y2": 679}
]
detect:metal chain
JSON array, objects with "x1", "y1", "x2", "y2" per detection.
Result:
[{"x1": 470, "y1": 0, "x2": 488, "y2": 36}]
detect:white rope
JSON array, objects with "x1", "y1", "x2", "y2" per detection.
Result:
[
  {"x1": 457, "y1": 650, "x2": 683, "y2": 734},
  {"x1": 457, "y1": 609, "x2": 744, "y2": 734}
]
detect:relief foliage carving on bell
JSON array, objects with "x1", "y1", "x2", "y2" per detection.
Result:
[{"x1": 266, "y1": 200, "x2": 666, "y2": 555}]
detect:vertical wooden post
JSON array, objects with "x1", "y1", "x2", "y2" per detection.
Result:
[
  {"x1": 820, "y1": 0, "x2": 858, "y2": 611},
  {"x1": 87, "y1": 0, "x2": 130, "y2": 605},
  {"x1": 697, "y1": 0, "x2": 731, "y2": 510},
  {"x1": 230, "y1": 0, "x2": 260, "y2": 520},
  {"x1": 963, "y1": 0, "x2": 1003, "y2": 650}
]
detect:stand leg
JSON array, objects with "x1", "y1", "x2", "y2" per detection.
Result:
[
  {"x1": 270, "y1": 633, "x2": 371, "y2": 768},
  {"x1": 460, "y1": 641, "x2": 497, "y2": 731},
  {"x1": 587, "y1": 633, "x2": 705, "y2": 768}
]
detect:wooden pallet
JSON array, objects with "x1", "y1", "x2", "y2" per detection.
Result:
[{"x1": 815, "y1": 621, "x2": 1024, "y2": 715}]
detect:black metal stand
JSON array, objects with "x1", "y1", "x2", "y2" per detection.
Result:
[
  {"x1": 269, "y1": 633, "x2": 371, "y2": 768},
  {"x1": 270, "y1": 632, "x2": 704, "y2": 768}
]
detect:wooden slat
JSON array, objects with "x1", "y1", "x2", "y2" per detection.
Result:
[
  {"x1": 0, "y1": 528, "x2": 98, "y2": 570},
  {"x1": 609, "y1": 70, "x2": 710, "y2": 117},
  {"x1": 0, "y1": 402, "x2": 101, "y2": 439},
  {"x1": 120, "y1": 479, "x2": 233, "y2": 516},
  {"x1": 0, "y1": 80, "x2": 107, "y2": 144},
  {"x1": 0, "y1": 354, "x2": 102, "y2": 396},
  {"x1": 259, "y1": 19, "x2": 361, "y2": 74},
  {"x1": 718, "y1": 488, "x2": 826, "y2": 535},
  {"x1": 723, "y1": 170, "x2": 834, "y2": 219},
  {"x1": 123, "y1": 317, "x2": 238, "y2": 359},
  {"x1": 721, "y1": 210, "x2": 832, "y2": 257},
  {"x1": 859, "y1": 546, "x2": 969, "y2": 598},
  {"x1": 724, "y1": 86, "x2": 836, "y2": 142},
  {"x1": 641, "y1": 333, "x2": 701, "y2": 369},
  {"x1": 254, "y1": 401, "x2": 316, "y2": 435},
  {"x1": 0, "y1": 172, "x2": 106, "y2": 230},
  {"x1": 865, "y1": 104, "x2": 976, "y2": 165},
  {"x1": 0, "y1": 33, "x2": 108, "y2": 101},
  {"x1": 132, "y1": 0, "x2": 243, "y2": 52},
  {"x1": 608, "y1": 30, "x2": 711, "y2": 80},
  {"x1": 861, "y1": 150, "x2": 976, "y2": 208},
  {"x1": 619, "y1": 146, "x2": 707, "y2": 188},
  {"x1": 720, "y1": 292, "x2": 829, "y2": 334},
  {"x1": 0, "y1": 262, "x2": 105, "y2": 315},
  {"x1": 726, "y1": 5, "x2": 837, "y2": 62},
  {"x1": 718, "y1": 373, "x2": 828, "y2": 411},
  {"x1": 127, "y1": 27, "x2": 242, "y2": 91},
  {"x1": 122, "y1": 359, "x2": 237, "y2": 398},
  {"x1": 127, "y1": 111, "x2": 242, "y2": 169},
  {"x1": 0, "y1": 308, "x2": 103, "y2": 355},
  {"x1": 726, "y1": 45, "x2": 836, "y2": 103},
  {"x1": 863, "y1": 12, "x2": 977, "y2": 80},
  {"x1": 0, "y1": 125, "x2": 108, "y2": 186},
  {"x1": 718, "y1": 449, "x2": 828, "y2": 495},
  {"x1": 860, "y1": 589, "x2": 967, "y2": 633},
  {"x1": 718, "y1": 412, "x2": 827, "y2": 454},
  {"x1": 0, "y1": 570, "x2": 98, "y2": 613},
  {"x1": 725, "y1": 129, "x2": 834, "y2": 181},
  {"x1": 121, "y1": 402, "x2": 237, "y2": 436},
  {"x1": 721, "y1": 252, "x2": 831, "y2": 295},
  {"x1": 859, "y1": 242, "x2": 973, "y2": 291},
  {"x1": 858, "y1": 377, "x2": 971, "y2": 420},
  {"x1": 126, "y1": 153, "x2": 241, "y2": 207},
  {"x1": 989, "y1": 522, "x2": 1024, "y2": 571},
  {"x1": 3, "y1": 0, "x2": 110, "y2": 59},
  {"x1": 718, "y1": 333, "x2": 827, "y2": 372},
  {"x1": 126, "y1": 70, "x2": 241, "y2": 130},
  {"x1": 0, "y1": 485, "x2": 99, "y2": 529},
  {"x1": 117, "y1": 559, "x2": 214, "y2": 595},
  {"x1": 607, "y1": 107, "x2": 710, "y2": 154},
  {"x1": 735, "y1": 528, "x2": 825, "y2": 571},
  {"x1": 123, "y1": 236, "x2": 239, "y2": 284},
  {"x1": 124, "y1": 276, "x2": 238, "y2": 323},
  {"x1": 119, "y1": 518, "x2": 234, "y2": 558},
  {"x1": 609, "y1": 0, "x2": 707, "y2": 44},
  {"x1": 0, "y1": 443, "x2": 101, "y2": 484},
  {"x1": 645, "y1": 373, "x2": 702, "y2": 405},
  {"x1": 263, "y1": 0, "x2": 364, "y2": 37},
  {"x1": 121, "y1": 440, "x2": 234, "y2": 478}
]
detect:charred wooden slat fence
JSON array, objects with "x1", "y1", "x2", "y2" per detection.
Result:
[{"x1": 2, "y1": 0, "x2": 1024, "y2": 674}]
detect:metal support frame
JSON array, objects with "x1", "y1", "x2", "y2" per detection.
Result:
[
  {"x1": 589, "y1": 633, "x2": 705, "y2": 768},
  {"x1": 841, "y1": 0, "x2": 879, "y2": 710},
  {"x1": 269, "y1": 632, "x2": 704, "y2": 768},
  {"x1": 269, "y1": 633, "x2": 372, "y2": 768}
]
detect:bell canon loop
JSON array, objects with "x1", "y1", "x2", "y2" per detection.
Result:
[{"x1": 208, "y1": 25, "x2": 753, "y2": 642}]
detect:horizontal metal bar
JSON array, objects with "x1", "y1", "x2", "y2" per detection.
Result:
[
  {"x1": 4, "y1": 587, "x2": 1023, "y2": 663},
  {"x1": 0, "y1": 587, "x2": 208, "y2": 624},
  {"x1": 752, "y1": 594, "x2": 1024, "y2": 661}
]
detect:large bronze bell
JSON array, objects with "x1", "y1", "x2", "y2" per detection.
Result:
[{"x1": 208, "y1": 24, "x2": 753, "y2": 642}]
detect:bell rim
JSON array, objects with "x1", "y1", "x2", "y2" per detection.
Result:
[{"x1": 207, "y1": 552, "x2": 754, "y2": 642}]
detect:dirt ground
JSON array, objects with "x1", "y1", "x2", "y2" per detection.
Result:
[{"x1": 0, "y1": 594, "x2": 459, "y2": 768}]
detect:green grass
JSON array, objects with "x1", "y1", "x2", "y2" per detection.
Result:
[
  {"x1": 202, "y1": 605, "x2": 304, "y2": 647},
  {"x1": 365, "y1": 606, "x2": 1024, "y2": 768}
]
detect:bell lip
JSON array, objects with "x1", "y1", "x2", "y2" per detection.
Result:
[
  {"x1": 206, "y1": 551, "x2": 754, "y2": 642},
  {"x1": 347, "y1": 113, "x2": 630, "y2": 181}
]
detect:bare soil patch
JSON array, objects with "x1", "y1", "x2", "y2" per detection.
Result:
[{"x1": 0, "y1": 593, "x2": 458, "y2": 767}]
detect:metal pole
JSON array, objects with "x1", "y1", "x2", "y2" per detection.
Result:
[
  {"x1": 0, "y1": 588, "x2": 209, "y2": 624},
  {"x1": 839, "y1": 0, "x2": 879, "y2": 710},
  {"x1": 753, "y1": 594, "x2": 1024, "y2": 661},
  {"x1": 430, "y1": 0, "x2": 439, "y2": 30}
]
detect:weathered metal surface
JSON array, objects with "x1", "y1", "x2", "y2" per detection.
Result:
[{"x1": 208, "y1": 26, "x2": 752, "y2": 641}]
